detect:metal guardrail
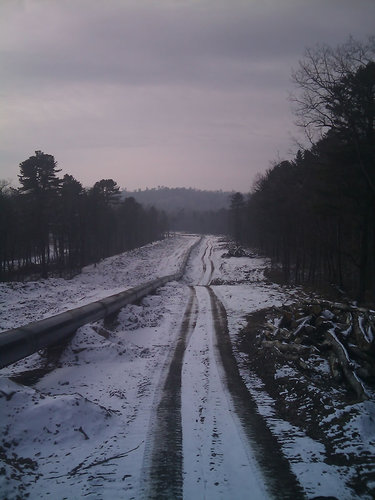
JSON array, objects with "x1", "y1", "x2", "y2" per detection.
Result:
[{"x1": 0, "y1": 237, "x2": 201, "y2": 369}]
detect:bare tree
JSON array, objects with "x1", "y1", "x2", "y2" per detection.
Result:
[{"x1": 291, "y1": 36, "x2": 375, "y2": 138}]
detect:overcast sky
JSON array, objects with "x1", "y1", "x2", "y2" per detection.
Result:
[{"x1": 1, "y1": 0, "x2": 374, "y2": 192}]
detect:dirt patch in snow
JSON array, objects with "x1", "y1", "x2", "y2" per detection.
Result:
[{"x1": 237, "y1": 303, "x2": 375, "y2": 498}]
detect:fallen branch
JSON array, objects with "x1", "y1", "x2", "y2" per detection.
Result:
[
  {"x1": 69, "y1": 441, "x2": 144, "y2": 476},
  {"x1": 325, "y1": 330, "x2": 368, "y2": 402},
  {"x1": 351, "y1": 312, "x2": 373, "y2": 351},
  {"x1": 77, "y1": 426, "x2": 89, "y2": 440},
  {"x1": 262, "y1": 339, "x2": 313, "y2": 356}
]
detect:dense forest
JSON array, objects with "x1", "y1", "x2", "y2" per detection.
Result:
[
  {"x1": 229, "y1": 37, "x2": 375, "y2": 303},
  {"x1": 0, "y1": 151, "x2": 167, "y2": 280}
]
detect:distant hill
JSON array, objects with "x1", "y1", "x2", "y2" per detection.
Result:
[{"x1": 121, "y1": 187, "x2": 234, "y2": 214}]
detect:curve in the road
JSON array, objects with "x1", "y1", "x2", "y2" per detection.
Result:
[{"x1": 198, "y1": 237, "x2": 215, "y2": 286}]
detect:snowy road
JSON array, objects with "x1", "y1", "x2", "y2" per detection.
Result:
[
  {"x1": 139, "y1": 238, "x2": 303, "y2": 499},
  {"x1": 140, "y1": 239, "x2": 272, "y2": 498},
  {"x1": 1, "y1": 235, "x2": 326, "y2": 498},
  {"x1": 181, "y1": 285, "x2": 268, "y2": 499}
]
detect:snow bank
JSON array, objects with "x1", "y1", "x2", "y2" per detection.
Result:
[{"x1": 0, "y1": 234, "x2": 198, "y2": 332}]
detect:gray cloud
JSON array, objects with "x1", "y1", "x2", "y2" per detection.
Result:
[{"x1": 1, "y1": 0, "x2": 374, "y2": 190}]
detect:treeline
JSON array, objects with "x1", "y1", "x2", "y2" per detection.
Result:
[
  {"x1": 122, "y1": 186, "x2": 231, "y2": 235},
  {"x1": 236, "y1": 136, "x2": 374, "y2": 300},
  {"x1": 122, "y1": 186, "x2": 232, "y2": 213},
  {"x1": 168, "y1": 208, "x2": 228, "y2": 234},
  {"x1": 229, "y1": 37, "x2": 375, "y2": 303},
  {"x1": 0, "y1": 151, "x2": 167, "y2": 280}
]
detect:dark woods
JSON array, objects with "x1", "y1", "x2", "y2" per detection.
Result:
[
  {"x1": 229, "y1": 37, "x2": 375, "y2": 304},
  {"x1": 0, "y1": 151, "x2": 167, "y2": 280},
  {"x1": 235, "y1": 138, "x2": 374, "y2": 303}
]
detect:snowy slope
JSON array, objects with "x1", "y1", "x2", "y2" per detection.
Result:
[
  {"x1": 1, "y1": 235, "x2": 374, "y2": 499},
  {"x1": 0, "y1": 234, "x2": 198, "y2": 332}
]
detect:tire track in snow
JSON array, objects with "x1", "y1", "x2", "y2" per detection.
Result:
[
  {"x1": 207, "y1": 286, "x2": 305, "y2": 499},
  {"x1": 208, "y1": 244, "x2": 214, "y2": 285},
  {"x1": 142, "y1": 237, "x2": 303, "y2": 498},
  {"x1": 140, "y1": 286, "x2": 198, "y2": 499},
  {"x1": 198, "y1": 241, "x2": 209, "y2": 284},
  {"x1": 182, "y1": 286, "x2": 269, "y2": 498},
  {"x1": 198, "y1": 238, "x2": 215, "y2": 286}
]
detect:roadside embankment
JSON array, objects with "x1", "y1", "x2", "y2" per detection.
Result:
[{"x1": 0, "y1": 237, "x2": 201, "y2": 368}]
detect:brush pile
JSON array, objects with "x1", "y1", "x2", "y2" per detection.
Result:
[{"x1": 260, "y1": 301, "x2": 375, "y2": 401}]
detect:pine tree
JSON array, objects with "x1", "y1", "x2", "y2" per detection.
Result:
[
  {"x1": 229, "y1": 192, "x2": 245, "y2": 243},
  {"x1": 18, "y1": 151, "x2": 61, "y2": 277}
]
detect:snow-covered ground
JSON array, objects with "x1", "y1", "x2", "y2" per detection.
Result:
[
  {"x1": 0, "y1": 234, "x2": 198, "y2": 332},
  {"x1": 181, "y1": 285, "x2": 270, "y2": 499},
  {"x1": 1, "y1": 235, "x2": 374, "y2": 499}
]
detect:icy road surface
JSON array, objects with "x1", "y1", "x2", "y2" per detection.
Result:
[{"x1": 1, "y1": 235, "x2": 370, "y2": 499}]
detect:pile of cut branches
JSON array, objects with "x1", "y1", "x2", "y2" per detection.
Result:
[
  {"x1": 261, "y1": 301, "x2": 375, "y2": 401},
  {"x1": 221, "y1": 243, "x2": 257, "y2": 258}
]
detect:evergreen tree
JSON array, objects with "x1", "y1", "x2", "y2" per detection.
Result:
[
  {"x1": 60, "y1": 174, "x2": 84, "y2": 270},
  {"x1": 229, "y1": 192, "x2": 245, "y2": 243},
  {"x1": 18, "y1": 151, "x2": 61, "y2": 277}
]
